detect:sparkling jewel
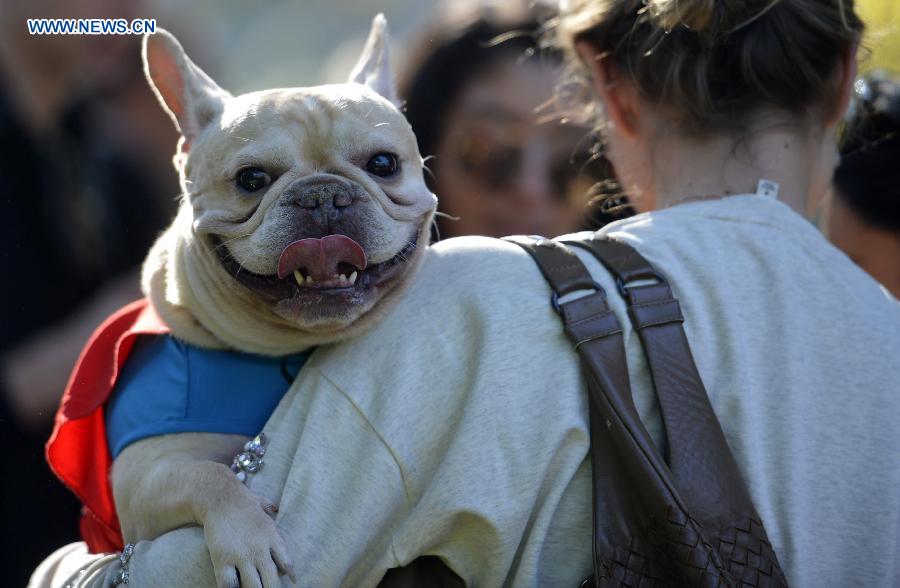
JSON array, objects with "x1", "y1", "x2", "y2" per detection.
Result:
[{"x1": 236, "y1": 451, "x2": 262, "y2": 473}]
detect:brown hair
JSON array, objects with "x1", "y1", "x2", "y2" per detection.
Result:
[{"x1": 554, "y1": 0, "x2": 864, "y2": 134}]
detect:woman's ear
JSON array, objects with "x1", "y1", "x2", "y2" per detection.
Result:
[{"x1": 575, "y1": 41, "x2": 641, "y2": 140}]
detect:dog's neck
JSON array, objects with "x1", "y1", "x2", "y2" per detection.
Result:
[{"x1": 143, "y1": 208, "x2": 316, "y2": 356}]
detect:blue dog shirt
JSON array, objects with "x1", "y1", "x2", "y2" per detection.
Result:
[{"x1": 105, "y1": 335, "x2": 309, "y2": 458}]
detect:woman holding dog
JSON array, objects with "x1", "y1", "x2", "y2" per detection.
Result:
[{"x1": 32, "y1": 0, "x2": 900, "y2": 586}]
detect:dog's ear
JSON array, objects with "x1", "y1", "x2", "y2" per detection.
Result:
[
  {"x1": 142, "y1": 29, "x2": 231, "y2": 151},
  {"x1": 348, "y1": 14, "x2": 400, "y2": 107}
]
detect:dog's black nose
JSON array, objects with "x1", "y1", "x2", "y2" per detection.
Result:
[{"x1": 292, "y1": 182, "x2": 353, "y2": 210}]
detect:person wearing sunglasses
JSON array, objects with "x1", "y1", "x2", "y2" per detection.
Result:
[{"x1": 400, "y1": 0, "x2": 627, "y2": 240}]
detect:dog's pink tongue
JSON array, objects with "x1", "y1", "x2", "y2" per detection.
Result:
[{"x1": 277, "y1": 235, "x2": 367, "y2": 279}]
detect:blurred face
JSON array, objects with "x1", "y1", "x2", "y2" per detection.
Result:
[
  {"x1": 1, "y1": 0, "x2": 142, "y2": 85},
  {"x1": 432, "y1": 59, "x2": 597, "y2": 238}
]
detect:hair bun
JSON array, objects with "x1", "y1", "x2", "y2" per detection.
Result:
[{"x1": 646, "y1": 0, "x2": 775, "y2": 34}]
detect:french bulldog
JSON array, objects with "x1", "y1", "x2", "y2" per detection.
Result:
[{"x1": 110, "y1": 15, "x2": 436, "y2": 588}]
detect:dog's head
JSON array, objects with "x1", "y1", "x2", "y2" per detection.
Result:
[{"x1": 142, "y1": 16, "x2": 436, "y2": 353}]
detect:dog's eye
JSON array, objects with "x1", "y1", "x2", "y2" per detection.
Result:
[
  {"x1": 235, "y1": 168, "x2": 271, "y2": 192},
  {"x1": 366, "y1": 153, "x2": 399, "y2": 177}
]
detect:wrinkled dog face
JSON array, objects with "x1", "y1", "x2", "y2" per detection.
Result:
[{"x1": 144, "y1": 17, "x2": 436, "y2": 332}]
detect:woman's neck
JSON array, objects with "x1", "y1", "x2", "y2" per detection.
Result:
[{"x1": 648, "y1": 121, "x2": 820, "y2": 215}]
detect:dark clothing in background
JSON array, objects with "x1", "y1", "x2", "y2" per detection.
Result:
[{"x1": 0, "y1": 82, "x2": 173, "y2": 586}]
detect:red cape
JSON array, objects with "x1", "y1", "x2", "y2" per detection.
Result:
[{"x1": 46, "y1": 298, "x2": 170, "y2": 553}]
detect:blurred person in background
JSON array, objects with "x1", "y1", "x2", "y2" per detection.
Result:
[
  {"x1": 825, "y1": 73, "x2": 900, "y2": 297},
  {"x1": 0, "y1": 0, "x2": 177, "y2": 583},
  {"x1": 399, "y1": 0, "x2": 630, "y2": 240}
]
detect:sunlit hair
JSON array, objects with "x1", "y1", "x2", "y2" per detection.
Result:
[{"x1": 551, "y1": 0, "x2": 864, "y2": 135}]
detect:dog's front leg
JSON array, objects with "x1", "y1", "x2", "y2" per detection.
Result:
[{"x1": 112, "y1": 433, "x2": 296, "y2": 587}]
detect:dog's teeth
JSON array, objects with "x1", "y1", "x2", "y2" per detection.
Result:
[{"x1": 292, "y1": 270, "x2": 358, "y2": 287}]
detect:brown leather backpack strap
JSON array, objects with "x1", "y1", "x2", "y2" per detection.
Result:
[
  {"x1": 564, "y1": 237, "x2": 752, "y2": 514},
  {"x1": 508, "y1": 236, "x2": 606, "y2": 302},
  {"x1": 507, "y1": 236, "x2": 642, "y2": 416},
  {"x1": 566, "y1": 236, "x2": 788, "y2": 586},
  {"x1": 508, "y1": 236, "x2": 709, "y2": 583}
]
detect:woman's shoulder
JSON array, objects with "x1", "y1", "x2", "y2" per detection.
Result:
[
  {"x1": 425, "y1": 235, "x2": 534, "y2": 266},
  {"x1": 413, "y1": 236, "x2": 548, "y2": 298}
]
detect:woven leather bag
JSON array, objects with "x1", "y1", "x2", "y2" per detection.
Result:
[{"x1": 508, "y1": 234, "x2": 788, "y2": 588}]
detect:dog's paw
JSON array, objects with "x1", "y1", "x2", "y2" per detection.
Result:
[{"x1": 203, "y1": 496, "x2": 296, "y2": 588}]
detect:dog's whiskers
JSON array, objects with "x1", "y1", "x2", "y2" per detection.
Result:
[
  {"x1": 422, "y1": 155, "x2": 437, "y2": 182},
  {"x1": 211, "y1": 233, "x2": 254, "y2": 253},
  {"x1": 431, "y1": 217, "x2": 441, "y2": 242},
  {"x1": 433, "y1": 211, "x2": 459, "y2": 221}
]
